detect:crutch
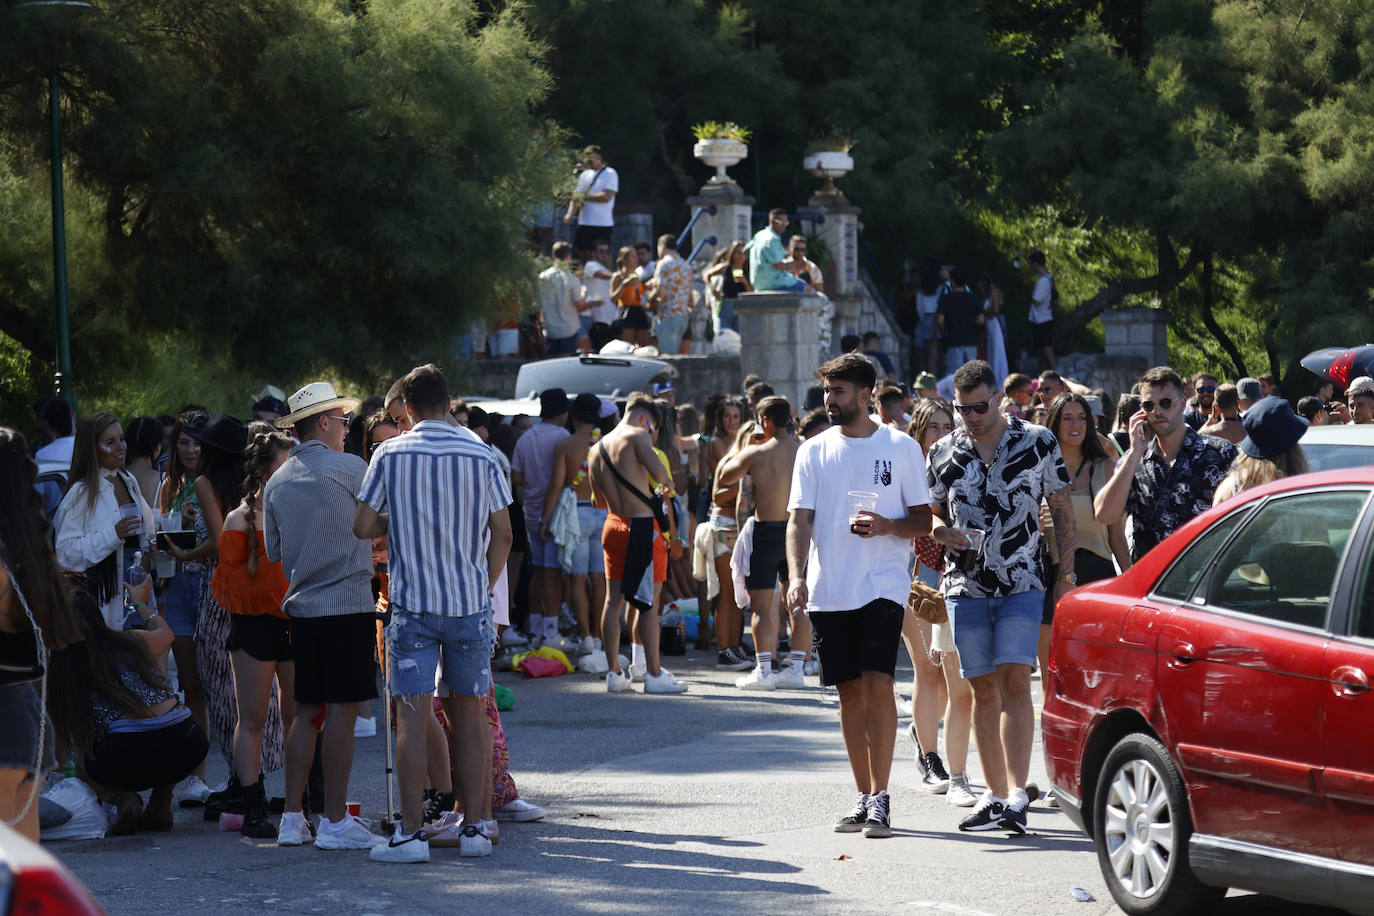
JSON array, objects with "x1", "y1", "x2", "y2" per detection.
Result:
[{"x1": 379, "y1": 620, "x2": 399, "y2": 834}]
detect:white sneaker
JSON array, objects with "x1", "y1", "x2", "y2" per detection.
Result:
[
  {"x1": 644, "y1": 669, "x2": 688, "y2": 694},
  {"x1": 575, "y1": 635, "x2": 597, "y2": 657},
  {"x1": 459, "y1": 824, "x2": 492, "y2": 857},
  {"x1": 895, "y1": 695, "x2": 913, "y2": 719},
  {"x1": 173, "y1": 774, "x2": 211, "y2": 807},
  {"x1": 607, "y1": 670, "x2": 634, "y2": 693},
  {"x1": 628, "y1": 664, "x2": 646, "y2": 683},
  {"x1": 947, "y1": 778, "x2": 979, "y2": 808},
  {"x1": 501, "y1": 629, "x2": 529, "y2": 648},
  {"x1": 493, "y1": 798, "x2": 545, "y2": 822},
  {"x1": 803, "y1": 658, "x2": 820, "y2": 677},
  {"x1": 480, "y1": 819, "x2": 499, "y2": 845},
  {"x1": 314, "y1": 814, "x2": 385, "y2": 850},
  {"x1": 369, "y1": 828, "x2": 429, "y2": 863},
  {"x1": 277, "y1": 811, "x2": 310, "y2": 846},
  {"x1": 772, "y1": 665, "x2": 806, "y2": 689},
  {"x1": 354, "y1": 715, "x2": 376, "y2": 738},
  {"x1": 735, "y1": 667, "x2": 776, "y2": 691}
]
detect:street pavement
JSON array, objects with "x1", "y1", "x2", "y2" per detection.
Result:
[{"x1": 55, "y1": 647, "x2": 1338, "y2": 915}]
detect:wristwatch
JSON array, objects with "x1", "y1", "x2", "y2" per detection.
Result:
[{"x1": 1058, "y1": 572, "x2": 1078, "y2": 585}]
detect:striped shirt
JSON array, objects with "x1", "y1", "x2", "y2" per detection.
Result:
[
  {"x1": 262, "y1": 440, "x2": 374, "y2": 619},
  {"x1": 358, "y1": 420, "x2": 512, "y2": 617}
]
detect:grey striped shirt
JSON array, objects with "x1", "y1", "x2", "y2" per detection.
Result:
[{"x1": 263, "y1": 439, "x2": 374, "y2": 619}]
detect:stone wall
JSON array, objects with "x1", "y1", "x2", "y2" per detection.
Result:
[
  {"x1": 735, "y1": 292, "x2": 822, "y2": 411},
  {"x1": 1102, "y1": 307, "x2": 1167, "y2": 368}
]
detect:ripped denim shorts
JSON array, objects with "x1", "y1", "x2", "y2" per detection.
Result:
[{"x1": 385, "y1": 604, "x2": 495, "y2": 699}]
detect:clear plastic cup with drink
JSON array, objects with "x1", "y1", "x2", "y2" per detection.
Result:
[
  {"x1": 847, "y1": 490, "x2": 879, "y2": 534},
  {"x1": 953, "y1": 527, "x2": 986, "y2": 571}
]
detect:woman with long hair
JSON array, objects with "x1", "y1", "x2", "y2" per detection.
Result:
[
  {"x1": 702, "y1": 240, "x2": 753, "y2": 333},
  {"x1": 125, "y1": 416, "x2": 165, "y2": 508},
  {"x1": 902, "y1": 399, "x2": 978, "y2": 806},
  {"x1": 1214, "y1": 396, "x2": 1309, "y2": 505},
  {"x1": 210, "y1": 425, "x2": 296, "y2": 837},
  {"x1": 48, "y1": 590, "x2": 209, "y2": 834},
  {"x1": 1043, "y1": 393, "x2": 1132, "y2": 672},
  {"x1": 0, "y1": 427, "x2": 79, "y2": 841},
  {"x1": 55, "y1": 413, "x2": 157, "y2": 630},
  {"x1": 610, "y1": 246, "x2": 651, "y2": 347}
]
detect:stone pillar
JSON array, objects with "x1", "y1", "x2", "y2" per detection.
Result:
[
  {"x1": 1102, "y1": 307, "x2": 1168, "y2": 369},
  {"x1": 687, "y1": 182, "x2": 755, "y2": 269},
  {"x1": 796, "y1": 201, "x2": 860, "y2": 299},
  {"x1": 613, "y1": 205, "x2": 654, "y2": 252},
  {"x1": 735, "y1": 292, "x2": 821, "y2": 411}
]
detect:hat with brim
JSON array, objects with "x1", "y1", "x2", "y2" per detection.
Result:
[
  {"x1": 274, "y1": 382, "x2": 361, "y2": 430},
  {"x1": 1239, "y1": 396, "x2": 1308, "y2": 460},
  {"x1": 914, "y1": 372, "x2": 938, "y2": 390},
  {"x1": 190, "y1": 414, "x2": 248, "y2": 456},
  {"x1": 540, "y1": 387, "x2": 570, "y2": 418}
]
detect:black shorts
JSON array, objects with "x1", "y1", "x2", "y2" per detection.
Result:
[
  {"x1": 574, "y1": 224, "x2": 612, "y2": 252},
  {"x1": 289, "y1": 615, "x2": 378, "y2": 706},
  {"x1": 745, "y1": 521, "x2": 789, "y2": 591},
  {"x1": 227, "y1": 613, "x2": 293, "y2": 664},
  {"x1": 618, "y1": 305, "x2": 651, "y2": 330},
  {"x1": 86, "y1": 715, "x2": 208, "y2": 793},
  {"x1": 1031, "y1": 319, "x2": 1055, "y2": 349},
  {"x1": 807, "y1": 598, "x2": 904, "y2": 686}
]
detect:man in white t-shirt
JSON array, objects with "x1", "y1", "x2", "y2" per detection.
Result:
[
  {"x1": 1027, "y1": 250, "x2": 1055, "y2": 371},
  {"x1": 785, "y1": 353, "x2": 932, "y2": 840},
  {"x1": 580, "y1": 242, "x2": 617, "y2": 344},
  {"x1": 564, "y1": 145, "x2": 618, "y2": 259}
]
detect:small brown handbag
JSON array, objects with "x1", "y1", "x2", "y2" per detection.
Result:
[{"x1": 906, "y1": 575, "x2": 948, "y2": 625}]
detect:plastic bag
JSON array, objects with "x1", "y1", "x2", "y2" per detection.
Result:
[
  {"x1": 40, "y1": 777, "x2": 108, "y2": 841},
  {"x1": 577, "y1": 653, "x2": 609, "y2": 675},
  {"x1": 529, "y1": 645, "x2": 574, "y2": 672},
  {"x1": 516, "y1": 655, "x2": 568, "y2": 678},
  {"x1": 493, "y1": 684, "x2": 515, "y2": 711}
]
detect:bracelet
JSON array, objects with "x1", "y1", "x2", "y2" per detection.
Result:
[{"x1": 132, "y1": 599, "x2": 147, "y2": 609}]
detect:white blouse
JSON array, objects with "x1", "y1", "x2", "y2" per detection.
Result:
[{"x1": 54, "y1": 469, "x2": 155, "y2": 629}]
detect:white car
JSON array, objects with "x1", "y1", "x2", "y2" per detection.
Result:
[
  {"x1": 476, "y1": 355, "x2": 670, "y2": 418},
  {"x1": 1301, "y1": 422, "x2": 1374, "y2": 471}
]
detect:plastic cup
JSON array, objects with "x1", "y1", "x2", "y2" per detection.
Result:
[
  {"x1": 847, "y1": 490, "x2": 879, "y2": 533},
  {"x1": 219, "y1": 812, "x2": 244, "y2": 832},
  {"x1": 955, "y1": 528, "x2": 986, "y2": 552},
  {"x1": 346, "y1": 801, "x2": 361, "y2": 818}
]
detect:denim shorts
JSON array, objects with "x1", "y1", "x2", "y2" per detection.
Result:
[
  {"x1": 527, "y1": 527, "x2": 561, "y2": 568},
  {"x1": 945, "y1": 590, "x2": 1043, "y2": 679},
  {"x1": 569, "y1": 504, "x2": 607, "y2": 575},
  {"x1": 386, "y1": 605, "x2": 495, "y2": 699},
  {"x1": 161, "y1": 568, "x2": 204, "y2": 638},
  {"x1": 655, "y1": 314, "x2": 689, "y2": 353}
]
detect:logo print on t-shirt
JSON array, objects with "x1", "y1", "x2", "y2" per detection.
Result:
[{"x1": 874, "y1": 460, "x2": 892, "y2": 487}]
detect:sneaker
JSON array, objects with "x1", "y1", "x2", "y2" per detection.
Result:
[
  {"x1": 174, "y1": 774, "x2": 211, "y2": 808},
  {"x1": 895, "y1": 696, "x2": 913, "y2": 719},
  {"x1": 459, "y1": 824, "x2": 492, "y2": 857},
  {"x1": 501, "y1": 629, "x2": 529, "y2": 648},
  {"x1": 998, "y1": 800, "x2": 1028, "y2": 835},
  {"x1": 803, "y1": 658, "x2": 820, "y2": 677},
  {"x1": 862, "y1": 790, "x2": 892, "y2": 838},
  {"x1": 644, "y1": 669, "x2": 688, "y2": 694},
  {"x1": 716, "y1": 648, "x2": 752, "y2": 671},
  {"x1": 277, "y1": 810, "x2": 310, "y2": 846},
  {"x1": 354, "y1": 715, "x2": 377, "y2": 738},
  {"x1": 370, "y1": 828, "x2": 429, "y2": 863},
  {"x1": 424, "y1": 811, "x2": 465, "y2": 848},
  {"x1": 772, "y1": 665, "x2": 806, "y2": 689},
  {"x1": 628, "y1": 664, "x2": 646, "y2": 683},
  {"x1": 834, "y1": 793, "x2": 869, "y2": 833},
  {"x1": 494, "y1": 798, "x2": 545, "y2": 822},
  {"x1": 907, "y1": 723, "x2": 927, "y2": 777},
  {"x1": 575, "y1": 635, "x2": 596, "y2": 657},
  {"x1": 314, "y1": 814, "x2": 385, "y2": 850},
  {"x1": 958, "y1": 792, "x2": 1008, "y2": 832},
  {"x1": 947, "y1": 775, "x2": 979, "y2": 808},
  {"x1": 735, "y1": 667, "x2": 775, "y2": 691},
  {"x1": 921, "y1": 752, "x2": 950, "y2": 794},
  {"x1": 607, "y1": 670, "x2": 633, "y2": 693},
  {"x1": 546, "y1": 635, "x2": 580, "y2": 655}
]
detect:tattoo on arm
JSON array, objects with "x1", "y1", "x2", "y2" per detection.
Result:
[{"x1": 1047, "y1": 489, "x2": 1077, "y2": 570}]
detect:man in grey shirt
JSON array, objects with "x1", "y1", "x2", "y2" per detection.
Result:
[{"x1": 263, "y1": 382, "x2": 383, "y2": 852}]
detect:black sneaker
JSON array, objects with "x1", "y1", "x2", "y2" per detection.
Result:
[
  {"x1": 998, "y1": 801, "x2": 1028, "y2": 835},
  {"x1": 717, "y1": 648, "x2": 751, "y2": 671},
  {"x1": 833, "y1": 793, "x2": 869, "y2": 833},
  {"x1": 862, "y1": 790, "x2": 891, "y2": 838},
  {"x1": 920, "y1": 752, "x2": 950, "y2": 794},
  {"x1": 958, "y1": 794, "x2": 1007, "y2": 831},
  {"x1": 907, "y1": 723, "x2": 928, "y2": 778}
]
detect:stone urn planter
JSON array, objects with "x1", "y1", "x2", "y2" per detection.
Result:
[
  {"x1": 803, "y1": 150, "x2": 853, "y2": 200},
  {"x1": 694, "y1": 138, "x2": 749, "y2": 185}
]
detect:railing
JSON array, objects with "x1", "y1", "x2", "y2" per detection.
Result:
[
  {"x1": 676, "y1": 205, "x2": 716, "y2": 246},
  {"x1": 686, "y1": 236, "x2": 717, "y2": 265}
]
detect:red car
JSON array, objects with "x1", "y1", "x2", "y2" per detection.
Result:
[{"x1": 1044, "y1": 468, "x2": 1374, "y2": 916}]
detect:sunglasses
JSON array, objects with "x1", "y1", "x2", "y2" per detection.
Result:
[
  {"x1": 954, "y1": 400, "x2": 992, "y2": 416},
  {"x1": 1196, "y1": 385, "x2": 1217, "y2": 393},
  {"x1": 1141, "y1": 399, "x2": 1175, "y2": 413}
]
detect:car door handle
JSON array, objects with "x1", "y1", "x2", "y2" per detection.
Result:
[
  {"x1": 1332, "y1": 665, "x2": 1371, "y2": 697},
  {"x1": 1166, "y1": 641, "x2": 1197, "y2": 669}
]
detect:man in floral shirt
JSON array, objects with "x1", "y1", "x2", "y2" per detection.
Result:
[
  {"x1": 648, "y1": 233, "x2": 693, "y2": 353},
  {"x1": 1095, "y1": 365, "x2": 1238, "y2": 561}
]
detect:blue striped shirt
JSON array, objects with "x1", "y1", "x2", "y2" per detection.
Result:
[{"x1": 358, "y1": 420, "x2": 512, "y2": 617}]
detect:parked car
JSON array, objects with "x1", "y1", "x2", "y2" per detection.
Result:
[
  {"x1": 474, "y1": 354, "x2": 670, "y2": 417},
  {"x1": 0, "y1": 821, "x2": 105, "y2": 914},
  {"x1": 1044, "y1": 468, "x2": 1374, "y2": 915},
  {"x1": 1302, "y1": 423, "x2": 1374, "y2": 472}
]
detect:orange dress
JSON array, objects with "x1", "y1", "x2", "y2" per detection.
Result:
[{"x1": 210, "y1": 529, "x2": 288, "y2": 618}]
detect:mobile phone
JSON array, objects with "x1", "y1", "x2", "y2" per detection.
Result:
[{"x1": 798, "y1": 271, "x2": 812, "y2": 283}]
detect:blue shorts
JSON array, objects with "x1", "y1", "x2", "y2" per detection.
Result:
[
  {"x1": 569, "y1": 504, "x2": 607, "y2": 575},
  {"x1": 527, "y1": 527, "x2": 561, "y2": 568},
  {"x1": 945, "y1": 590, "x2": 1043, "y2": 679},
  {"x1": 160, "y1": 568, "x2": 204, "y2": 638},
  {"x1": 546, "y1": 334, "x2": 578, "y2": 356},
  {"x1": 386, "y1": 606, "x2": 495, "y2": 699}
]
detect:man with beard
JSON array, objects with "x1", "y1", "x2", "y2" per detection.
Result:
[
  {"x1": 1183, "y1": 372, "x2": 1218, "y2": 430},
  {"x1": 785, "y1": 355, "x2": 931, "y2": 838}
]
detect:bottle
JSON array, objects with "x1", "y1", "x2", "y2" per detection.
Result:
[{"x1": 124, "y1": 551, "x2": 149, "y2": 625}]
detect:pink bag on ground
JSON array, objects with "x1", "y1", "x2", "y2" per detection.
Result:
[{"x1": 516, "y1": 655, "x2": 569, "y2": 678}]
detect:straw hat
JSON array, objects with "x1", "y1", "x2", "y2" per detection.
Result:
[{"x1": 274, "y1": 382, "x2": 360, "y2": 430}]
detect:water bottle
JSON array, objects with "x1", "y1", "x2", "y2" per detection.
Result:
[{"x1": 123, "y1": 551, "x2": 149, "y2": 627}]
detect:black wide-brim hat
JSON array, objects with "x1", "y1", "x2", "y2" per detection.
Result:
[
  {"x1": 190, "y1": 414, "x2": 249, "y2": 456},
  {"x1": 1239, "y1": 396, "x2": 1308, "y2": 460}
]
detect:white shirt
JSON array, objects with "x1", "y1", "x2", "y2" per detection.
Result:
[
  {"x1": 637, "y1": 258, "x2": 657, "y2": 282},
  {"x1": 575, "y1": 166, "x2": 619, "y2": 227},
  {"x1": 35, "y1": 436, "x2": 74, "y2": 462},
  {"x1": 788, "y1": 424, "x2": 931, "y2": 612},
  {"x1": 1029, "y1": 273, "x2": 1053, "y2": 325},
  {"x1": 582, "y1": 259, "x2": 615, "y2": 324}
]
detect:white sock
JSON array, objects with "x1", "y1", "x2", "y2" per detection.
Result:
[
  {"x1": 543, "y1": 616, "x2": 560, "y2": 640},
  {"x1": 631, "y1": 644, "x2": 646, "y2": 670},
  {"x1": 1010, "y1": 787, "x2": 1029, "y2": 808},
  {"x1": 755, "y1": 651, "x2": 772, "y2": 674},
  {"x1": 789, "y1": 650, "x2": 806, "y2": 669},
  {"x1": 527, "y1": 614, "x2": 543, "y2": 637}
]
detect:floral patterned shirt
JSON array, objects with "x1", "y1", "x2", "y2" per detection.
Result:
[
  {"x1": 653, "y1": 252, "x2": 694, "y2": 318},
  {"x1": 1125, "y1": 427, "x2": 1237, "y2": 561}
]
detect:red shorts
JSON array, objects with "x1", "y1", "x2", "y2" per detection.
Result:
[{"x1": 602, "y1": 513, "x2": 666, "y2": 610}]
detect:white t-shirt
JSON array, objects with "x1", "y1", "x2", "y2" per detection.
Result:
[
  {"x1": 1029, "y1": 273, "x2": 1053, "y2": 325},
  {"x1": 788, "y1": 424, "x2": 931, "y2": 612},
  {"x1": 582, "y1": 260, "x2": 615, "y2": 324},
  {"x1": 575, "y1": 166, "x2": 619, "y2": 227}
]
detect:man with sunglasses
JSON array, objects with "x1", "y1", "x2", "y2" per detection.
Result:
[
  {"x1": 926, "y1": 360, "x2": 1074, "y2": 836},
  {"x1": 1183, "y1": 372, "x2": 1218, "y2": 430},
  {"x1": 1094, "y1": 366, "x2": 1237, "y2": 562}
]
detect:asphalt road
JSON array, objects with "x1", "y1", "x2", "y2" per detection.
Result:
[{"x1": 54, "y1": 647, "x2": 1340, "y2": 916}]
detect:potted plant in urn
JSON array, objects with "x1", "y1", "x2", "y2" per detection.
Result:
[
  {"x1": 803, "y1": 133, "x2": 854, "y2": 200},
  {"x1": 692, "y1": 121, "x2": 751, "y2": 184}
]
